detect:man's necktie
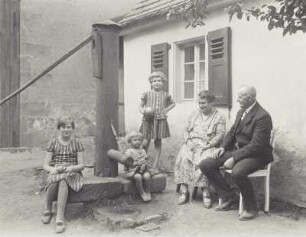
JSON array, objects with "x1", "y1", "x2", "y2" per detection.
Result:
[{"x1": 241, "y1": 110, "x2": 247, "y2": 120}]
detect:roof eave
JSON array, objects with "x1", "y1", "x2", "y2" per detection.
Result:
[{"x1": 119, "y1": 0, "x2": 249, "y2": 32}]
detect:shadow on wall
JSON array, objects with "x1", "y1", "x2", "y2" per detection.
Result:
[{"x1": 270, "y1": 129, "x2": 306, "y2": 208}]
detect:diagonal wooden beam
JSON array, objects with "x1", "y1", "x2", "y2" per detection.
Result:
[{"x1": 0, "y1": 34, "x2": 93, "y2": 106}]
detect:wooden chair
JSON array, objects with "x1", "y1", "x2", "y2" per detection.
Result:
[{"x1": 219, "y1": 130, "x2": 276, "y2": 214}]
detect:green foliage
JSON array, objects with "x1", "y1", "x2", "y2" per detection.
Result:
[{"x1": 167, "y1": 0, "x2": 306, "y2": 35}]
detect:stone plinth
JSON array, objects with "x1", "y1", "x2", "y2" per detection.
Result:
[
  {"x1": 69, "y1": 177, "x2": 123, "y2": 203},
  {"x1": 119, "y1": 174, "x2": 167, "y2": 194}
]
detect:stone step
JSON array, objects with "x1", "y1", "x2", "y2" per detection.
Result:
[
  {"x1": 119, "y1": 174, "x2": 167, "y2": 194},
  {"x1": 69, "y1": 177, "x2": 123, "y2": 203},
  {"x1": 68, "y1": 174, "x2": 167, "y2": 203}
]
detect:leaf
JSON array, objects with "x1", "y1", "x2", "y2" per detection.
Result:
[
  {"x1": 280, "y1": 5, "x2": 286, "y2": 14},
  {"x1": 294, "y1": 0, "x2": 302, "y2": 8},
  {"x1": 268, "y1": 20, "x2": 274, "y2": 30},
  {"x1": 283, "y1": 23, "x2": 290, "y2": 36},
  {"x1": 260, "y1": 15, "x2": 266, "y2": 21},
  {"x1": 267, "y1": 5, "x2": 277, "y2": 14},
  {"x1": 279, "y1": 18, "x2": 285, "y2": 27}
]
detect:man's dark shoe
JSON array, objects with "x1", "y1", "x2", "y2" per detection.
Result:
[
  {"x1": 238, "y1": 210, "x2": 258, "y2": 221},
  {"x1": 215, "y1": 195, "x2": 239, "y2": 211}
]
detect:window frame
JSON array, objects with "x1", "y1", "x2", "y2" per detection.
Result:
[{"x1": 174, "y1": 36, "x2": 208, "y2": 102}]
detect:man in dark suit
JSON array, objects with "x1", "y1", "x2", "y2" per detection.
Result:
[{"x1": 199, "y1": 85, "x2": 273, "y2": 221}]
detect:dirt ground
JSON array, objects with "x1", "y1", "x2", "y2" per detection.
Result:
[{"x1": 0, "y1": 149, "x2": 305, "y2": 237}]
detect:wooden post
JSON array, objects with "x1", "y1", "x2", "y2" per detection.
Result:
[
  {"x1": 92, "y1": 21, "x2": 121, "y2": 177},
  {"x1": 0, "y1": 0, "x2": 20, "y2": 147}
]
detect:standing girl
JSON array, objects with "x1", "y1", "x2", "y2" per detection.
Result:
[{"x1": 139, "y1": 71, "x2": 176, "y2": 169}]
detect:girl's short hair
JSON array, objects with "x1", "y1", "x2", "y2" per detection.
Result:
[
  {"x1": 57, "y1": 116, "x2": 75, "y2": 130},
  {"x1": 126, "y1": 131, "x2": 143, "y2": 143},
  {"x1": 198, "y1": 90, "x2": 216, "y2": 103},
  {"x1": 148, "y1": 71, "x2": 167, "y2": 84}
]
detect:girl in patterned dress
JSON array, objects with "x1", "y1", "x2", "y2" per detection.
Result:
[
  {"x1": 139, "y1": 71, "x2": 176, "y2": 170},
  {"x1": 42, "y1": 116, "x2": 85, "y2": 234},
  {"x1": 124, "y1": 132, "x2": 153, "y2": 202}
]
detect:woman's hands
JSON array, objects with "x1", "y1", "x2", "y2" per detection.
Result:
[
  {"x1": 49, "y1": 165, "x2": 72, "y2": 174},
  {"x1": 49, "y1": 167, "x2": 58, "y2": 174},
  {"x1": 188, "y1": 141, "x2": 210, "y2": 153},
  {"x1": 56, "y1": 165, "x2": 67, "y2": 173}
]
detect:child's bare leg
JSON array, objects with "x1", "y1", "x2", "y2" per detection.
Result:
[
  {"x1": 45, "y1": 182, "x2": 58, "y2": 213},
  {"x1": 153, "y1": 138, "x2": 162, "y2": 168},
  {"x1": 143, "y1": 172, "x2": 152, "y2": 201},
  {"x1": 142, "y1": 138, "x2": 151, "y2": 152},
  {"x1": 56, "y1": 180, "x2": 69, "y2": 222},
  {"x1": 133, "y1": 173, "x2": 146, "y2": 201}
]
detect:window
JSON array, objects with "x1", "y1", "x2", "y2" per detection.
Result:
[
  {"x1": 175, "y1": 39, "x2": 207, "y2": 100},
  {"x1": 174, "y1": 27, "x2": 231, "y2": 106}
]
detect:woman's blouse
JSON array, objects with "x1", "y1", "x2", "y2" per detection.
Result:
[
  {"x1": 186, "y1": 108, "x2": 226, "y2": 147},
  {"x1": 46, "y1": 137, "x2": 85, "y2": 165}
]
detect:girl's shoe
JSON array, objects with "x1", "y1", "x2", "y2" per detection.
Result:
[
  {"x1": 55, "y1": 220, "x2": 66, "y2": 234},
  {"x1": 143, "y1": 192, "x2": 152, "y2": 202},
  {"x1": 146, "y1": 192, "x2": 152, "y2": 202},
  {"x1": 140, "y1": 192, "x2": 147, "y2": 202},
  {"x1": 203, "y1": 190, "x2": 212, "y2": 209},
  {"x1": 203, "y1": 196, "x2": 212, "y2": 209},
  {"x1": 178, "y1": 192, "x2": 189, "y2": 205},
  {"x1": 41, "y1": 211, "x2": 52, "y2": 224}
]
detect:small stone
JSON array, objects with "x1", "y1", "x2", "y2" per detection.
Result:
[
  {"x1": 144, "y1": 213, "x2": 167, "y2": 223},
  {"x1": 135, "y1": 222, "x2": 160, "y2": 232},
  {"x1": 120, "y1": 217, "x2": 136, "y2": 228}
]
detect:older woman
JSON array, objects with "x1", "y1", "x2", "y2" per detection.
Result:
[
  {"x1": 174, "y1": 91, "x2": 226, "y2": 207},
  {"x1": 42, "y1": 116, "x2": 85, "y2": 234}
]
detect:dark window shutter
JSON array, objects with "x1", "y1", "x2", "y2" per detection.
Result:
[
  {"x1": 151, "y1": 43, "x2": 170, "y2": 92},
  {"x1": 208, "y1": 27, "x2": 231, "y2": 107}
]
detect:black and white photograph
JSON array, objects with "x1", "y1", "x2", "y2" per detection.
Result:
[{"x1": 0, "y1": 0, "x2": 305, "y2": 236}]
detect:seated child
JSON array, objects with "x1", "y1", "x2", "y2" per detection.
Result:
[{"x1": 124, "y1": 131, "x2": 154, "y2": 202}]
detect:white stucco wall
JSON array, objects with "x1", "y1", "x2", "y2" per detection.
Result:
[{"x1": 123, "y1": 1, "x2": 306, "y2": 207}]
